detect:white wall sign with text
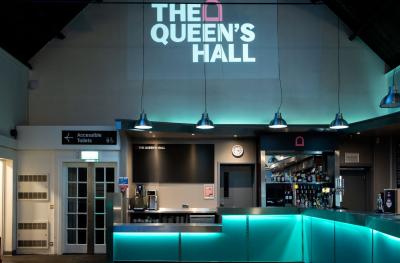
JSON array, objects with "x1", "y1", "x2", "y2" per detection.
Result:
[
  {"x1": 203, "y1": 184, "x2": 215, "y2": 199},
  {"x1": 344, "y1": 152, "x2": 360, "y2": 164}
]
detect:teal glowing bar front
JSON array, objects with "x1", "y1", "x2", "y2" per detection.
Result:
[
  {"x1": 248, "y1": 215, "x2": 302, "y2": 262},
  {"x1": 310, "y1": 217, "x2": 334, "y2": 263},
  {"x1": 113, "y1": 232, "x2": 179, "y2": 261},
  {"x1": 181, "y1": 215, "x2": 247, "y2": 262},
  {"x1": 112, "y1": 212, "x2": 400, "y2": 262},
  {"x1": 335, "y1": 221, "x2": 372, "y2": 263},
  {"x1": 373, "y1": 230, "x2": 400, "y2": 263},
  {"x1": 302, "y1": 216, "x2": 312, "y2": 263}
]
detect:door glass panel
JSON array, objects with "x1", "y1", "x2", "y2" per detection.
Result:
[
  {"x1": 78, "y1": 168, "x2": 87, "y2": 182},
  {"x1": 68, "y1": 199, "x2": 77, "y2": 213},
  {"x1": 78, "y1": 214, "x2": 87, "y2": 228},
  {"x1": 78, "y1": 184, "x2": 87, "y2": 197},
  {"x1": 68, "y1": 215, "x2": 76, "y2": 228},
  {"x1": 66, "y1": 167, "x2": 88, "y2": 247},
  {"x1": 106, "y1": 168, "x2": 114, "y2": 182},
  {"x1": 95, "y1": 230, "x2": 105, "y2": 245},
  {"x1": 68, "y1": 230, "x2": 76, "y2": 244},
  {"x1": 77, "y1": 230, "x2": 86, "y2": 244},
  {"x1": 96, "y1": 183, "x2": 104, "y2": 197},
  {"x1": 96, "y1": 215, "x2": 104, "y2": 228},
  {"x1": 106, "y1": 183, "x2": 114, "y2": 193},
  {"x1": 68, "y1": 183, "x2": 77, "y2": 197},
  {"x1": 95, "y1": 199, "x2": 104, "y2": 213},
  {"x1": 96, "y1": 168, "x2": 104, "y2": 182},
  {"x1": 78, "y1": 199, "x2": 87, "y2": 213},
  {"x1": 68, "y1": 168, "x2": 77, "y2": 182}
]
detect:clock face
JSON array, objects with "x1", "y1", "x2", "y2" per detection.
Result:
[{"x1": 232, "y1": 145, "x2": 244, "y2": 158}]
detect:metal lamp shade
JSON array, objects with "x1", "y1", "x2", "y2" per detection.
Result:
[
  {"x1": 330, "y1": 113, "x2": 349, "y2": 129},
  {"x1": 380, "y1": 86, "x2": 400, "y2": 108},
  {"x1": 269, "y1": 112, "x2": 288, "y2": 129},
  {"x1": 196, "y1": 112, "x2": 214, "y2": 129},
  {"x1": 134, "y1": 112, "x2": 153, "y2": 130}
]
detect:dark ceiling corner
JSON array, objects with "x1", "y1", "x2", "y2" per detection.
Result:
[
  {"x1": 322, "y1": 0, "x2": 400, "y2": 70},
  {"x1": 0, "y1": 0, "x2": 90, "y2": 68}
]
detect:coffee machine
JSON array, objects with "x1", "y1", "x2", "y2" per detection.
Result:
[
  {"x1": 147, "y1": 190, "x2": 158, "y2": 210},
  {"x1": 132, "y1": 184, "x2": 147, "y2": 210}
]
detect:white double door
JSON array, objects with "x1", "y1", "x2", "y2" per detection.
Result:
[{"x1": 64, "y1": 163, "x2": 116, "y2": 254}]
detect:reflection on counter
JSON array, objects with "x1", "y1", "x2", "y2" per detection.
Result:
[{"x1": 128, "y1": 208, "x2": 217, "y2": 224}]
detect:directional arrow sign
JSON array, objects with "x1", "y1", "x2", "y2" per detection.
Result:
[{"x1": 62, "y1": 131, "x2": 117, "y2": 145}]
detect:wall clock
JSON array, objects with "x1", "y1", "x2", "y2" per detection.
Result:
[{"x1": 232, "y1": 144, "x2": 244, "y2": 158}]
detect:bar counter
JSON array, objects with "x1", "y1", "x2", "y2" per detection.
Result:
[{"x1": 109, "y1": 207, "x2": 400, "y2": 263}]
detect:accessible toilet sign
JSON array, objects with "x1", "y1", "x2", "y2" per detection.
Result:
[{"x1": 62, "y1": 130, "x2": 117, "y2": 145}]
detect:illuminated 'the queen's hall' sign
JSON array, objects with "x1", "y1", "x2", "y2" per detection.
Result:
[{"x1": 150, "y1": 0, "x2": 256, "y2": 63}]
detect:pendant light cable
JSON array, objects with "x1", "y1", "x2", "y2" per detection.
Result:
[
  {"x1": 337, "y1": 17, "x2": 341, "y2": 113},
  {"x1": 276, "y1": 2, "x2": 283, "y2": 112},
  {"x1": 140, "y1": 0, "x2": 145, "y2": 113},
  {"x1": 203, "y1": 22, "x2": 207, "y2": 113}
]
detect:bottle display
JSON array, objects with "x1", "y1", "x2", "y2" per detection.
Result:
[{"x1": 266, "y1": 154, "x2": 335, "y2": 208}]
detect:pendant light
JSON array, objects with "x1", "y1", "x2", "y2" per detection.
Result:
[
  {"x1": 134, "y1": 2, "x2": 152, "y2": 130},
  {"x1": 196, "y1": 23, "x2": 214, "y2": 130},
  {"x1": 269, "y1": 3, "x2": 287, "y2": 129},
  {"x1": 380, "y1": 68, "x2": 400, "y2": 108},
  {"x1": 330, "y1": 19, "x2": 349, "y2": 130}
]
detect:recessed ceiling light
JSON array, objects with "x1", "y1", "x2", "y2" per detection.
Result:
[
  {"x1": 233, "y1": 134, "x2": 238, "y2": 138},
  {"x1": 191, "y1": 133, "x2": 195, "y2": 136},
  {"x1": 356, "y1": 132, "x2": 361, "y2": 135}
]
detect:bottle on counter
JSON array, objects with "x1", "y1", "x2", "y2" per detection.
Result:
[{"x1": 324, "y1": 173, "x2": 330, "y2": 182}]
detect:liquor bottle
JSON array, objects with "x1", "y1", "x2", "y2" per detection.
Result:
[
  {"x1": 289, "y1": 190, "x2": 293, "y2": 204},
  {"x1": 324, "y1": 172, "x2": 330, "y2": 182},
  {"x1": 316, "y1": 171, "x2": 321, "y2": 182}
]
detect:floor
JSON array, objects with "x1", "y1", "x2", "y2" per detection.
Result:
[{"x1": 1, "y1": 255, "x2": 107, "y2": 263}]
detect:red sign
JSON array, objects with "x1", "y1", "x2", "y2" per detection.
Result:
[{"x1": 295, "y1": 136, "x2": 305, "y2": 147}]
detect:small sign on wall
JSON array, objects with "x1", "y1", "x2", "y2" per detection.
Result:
[
  {"x1": 118, "y1": 177, "x2": 129, "y2": 193},
  {"x1": 203, "y1": 184, "x2": 215, "y2": 200},
  {"x1": 62, "y1": 130, "x2": 117, "y2": 145},
  {"x1": 344, "y1": 152, "x2": 360, "y2": 164}
]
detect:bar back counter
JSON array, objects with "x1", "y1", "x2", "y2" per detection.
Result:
[{"x1": 107, "y1": 196, "x2": 400, "y2": 263}]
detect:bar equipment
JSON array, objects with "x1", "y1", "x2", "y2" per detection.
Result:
[
  {"x1": 146, "y1": 190, "x2": 158, "y2": 210},
  {"x1": 376, "y1": 193, "x2": 384, "y2": 213},
  {"x1": 335, "y1": 176, "x2": 344, "y2": 208},
  {"x1": 132, "y1": 184, "x2": 147, "y2": 210}
]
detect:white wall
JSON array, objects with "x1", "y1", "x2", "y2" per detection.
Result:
[
  {"x1": 126, "y1": 137, "x2": 257, "y2": 208},
  {"x1": 0, "y1": 48, "x2": 28, "y2": 137},
  {"x1": 28, "y1": 3, "x2": 392, "y2": 127},
  {"x1": 0, "y1": 137, "x2": 17, "y2": 254},
  {"x1": 16, "y1": 126, "x2": 121, "y2": 255}
]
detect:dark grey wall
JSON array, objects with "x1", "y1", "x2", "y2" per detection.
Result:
[
  {"x1": 339, "y1": 136, "x2": 373, "y2": 167},
  {"x1": 339, "y1": 135, "x2": 396, "y2": 210},
  {"x1": 373, "y1": 137, "x2": 392, "y2": 200}
]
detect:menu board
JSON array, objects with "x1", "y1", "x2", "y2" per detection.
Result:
[{"x1": 132, "y1": 144, "x2": 214, "y2": 183}]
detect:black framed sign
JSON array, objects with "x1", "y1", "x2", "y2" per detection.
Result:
[{"x1": 62, "y1": 130, "x2": 117, "y2": 145}]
